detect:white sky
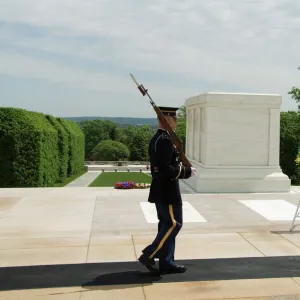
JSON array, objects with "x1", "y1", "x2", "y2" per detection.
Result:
[{"x1": 0, "y1": 0, "x2": 299, "y2": 117}]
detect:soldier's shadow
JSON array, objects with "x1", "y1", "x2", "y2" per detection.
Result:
[{"x1": 81, "y1": 270, "x2": 162, "y2": 291}]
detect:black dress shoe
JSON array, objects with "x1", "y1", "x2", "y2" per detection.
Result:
[
  {"x1": 160, "y1": 264, "x2": 187, "y2": 274},
  {"x1": 138, "y1": 255, "x2": 160, "y2": 274}
]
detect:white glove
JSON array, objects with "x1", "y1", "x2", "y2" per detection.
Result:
[{"x1": 191, "y1": 167, "x2": 196, "y2": 176}]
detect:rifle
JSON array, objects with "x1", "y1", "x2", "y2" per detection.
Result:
[{"x1": 130, "y1": 73, "x2": 192, "y2": 167}]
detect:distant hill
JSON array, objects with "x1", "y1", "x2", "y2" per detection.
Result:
[{"x1": 63, "y1": 116, "x2": 158, "y2": 128}]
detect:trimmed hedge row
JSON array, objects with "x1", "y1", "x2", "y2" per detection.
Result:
[
  {"x1": 0, "y1": 107, "x2": 85, "y2": 187},
  {"x1": 59, "y1": 118, "x2": 85, "y2": 176},
  {"x1": 45, "y1": 115, "x2": 69, "y2": 183}
]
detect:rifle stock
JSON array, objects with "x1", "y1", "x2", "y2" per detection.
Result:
[{"x1": 130, "y1": 73, "x2": 192, "y2": 167}]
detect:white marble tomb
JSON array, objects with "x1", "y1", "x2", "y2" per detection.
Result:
[{"x1": 183, "y1": 92, "x2": 291, "y2": 193}]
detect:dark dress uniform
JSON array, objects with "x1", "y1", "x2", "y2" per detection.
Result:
[{"x1": 138, "y1": 107, "x2": 193, "y2": 274}]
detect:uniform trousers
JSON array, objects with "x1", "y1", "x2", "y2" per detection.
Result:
[{"x1": 141, "y1": 202, "x2": 183, "y2": 269}]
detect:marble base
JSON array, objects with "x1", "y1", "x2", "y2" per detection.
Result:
[{"x1": 183, "y1": 160, "x2": 291, "y2": 193}]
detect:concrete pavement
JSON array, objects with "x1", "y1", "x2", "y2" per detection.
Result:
[
  {"x1": 65, "y1": 171, "x2": 101, "y2": 187},
  {"x1": 2, "y1": 186, "x2": 300, "y2": 298}
]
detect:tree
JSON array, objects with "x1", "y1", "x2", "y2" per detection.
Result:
[
  {"x1": 280, "y1": 111, "x2": 300, "y2": 184},
  {"x1": 289, "y1": 87, "x2": 300, "y2": 110},
  {"x1": 79, "y1": 120, "x2": 117, "y2": 159},
  {"x1": 176, "y1": 105, "x2": 187, "y2": 152},
  {"x1": 112, "y1": 127, "x2": 124, "y2": 142},
  {"x1": 92, "y1": 140, "x2": 130, "y2": 161},
  {"x1": 288, "y1": 66, "x2": 300, "y2": 110},
  {"x1": 102, "y1": 120, "x2": 118, "y2": 140},
  {"x1": 280, "y1": 67, "x2": 300, "y2": 184},
  {"x1": 121, "y1": 125, "x2": 154, "y2": 161},
  {"x1": 128, "y1": 126, "x2": 153, "y2": 161},
  {"x1": 119, "y1": 125, "x2": 138, "y2": 146}
]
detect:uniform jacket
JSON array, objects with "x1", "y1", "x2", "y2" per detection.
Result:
[{"x1": 148, "y1": 128, "x2": 192, "y2": 205}]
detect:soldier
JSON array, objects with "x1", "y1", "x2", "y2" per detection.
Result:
[{"x1": 138, "y1": 106, "x2": 196, "y2": 275}]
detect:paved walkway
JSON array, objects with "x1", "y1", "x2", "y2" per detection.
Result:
[
  {"x1": 65, "y1": 171, "x2": 101, "y2": 187},
  {"x1": 2, "y1": 187, "x2": 300, "y2": 299}
]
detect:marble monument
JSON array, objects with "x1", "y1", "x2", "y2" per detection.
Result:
[{"x1": 183, "y1": 92, "x2": 291, "y2": 193}]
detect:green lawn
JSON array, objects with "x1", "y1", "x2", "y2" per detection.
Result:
[{"x1": 88, "y1": 172, "x2": 152, "y2": 187}]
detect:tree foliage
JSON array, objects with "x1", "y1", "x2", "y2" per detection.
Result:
[
  {"x1": 80, "y1": 120, "x2": 155, "y2": 161},
  {"x1": 120, "y1": 125, "x2": 154, "y2": 161},
  {"x1": 288, "y1": 68, "x2": 300, "y2": 109},
  {"x1": 289, "y1": 87, "x2": 300, "y2": 110},
  {"x1": 280, "y1": 66, "x2": 300, "y2": 183},
  {"x1": 176, "y1": 105, "x2": 187, "y2": 151},
  {"x1": 79, "y1": 120, "x2": 117, "y2": 159},
  {"x1": 280, "y1": 111, "x2": 300, "y2": 184},
  {"x1": 92, "y1": 140, "x2": 130, "y2": 161},
  {"x1": 288, "y1": 66, "x2": 300, "y2": 109}
]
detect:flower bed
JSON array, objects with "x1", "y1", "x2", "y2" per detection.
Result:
[{"x1": 114, "y1": 181, "x2": 150, "y2": 189}]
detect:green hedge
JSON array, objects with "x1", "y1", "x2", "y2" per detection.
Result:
[
  {"x1": 45, "y1": 115, "x2": 69, "y2": 183},
  {"x1": 0, "y1": 108, "x2": 59, "y2": 187},
  {"x1": 58, "y1": 118, "x2": 85, "y2": 176},
  {"x1": 0, "y1": 107, "x2": 85, "y2": 187}
]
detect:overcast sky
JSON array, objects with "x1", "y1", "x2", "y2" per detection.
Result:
[{"x1": 0, "y1": 0, "x2": 299, "y2": 118}]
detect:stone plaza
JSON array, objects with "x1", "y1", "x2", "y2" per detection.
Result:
[
  {"x1": 2, "y1": 183, "x2": 300, "y2": 299},
  {"x1": 2, "y1": 93, "x2": 300, "y2": 299}
]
